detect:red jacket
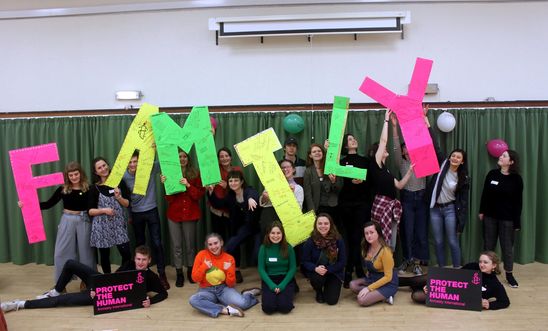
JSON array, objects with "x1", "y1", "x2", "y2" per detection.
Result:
[{"x1": 165, "y1": 175, "x2": 205, "y2": 222}]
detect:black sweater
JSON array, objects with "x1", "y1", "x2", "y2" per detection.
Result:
[
  {"x1": 479, "y1": 169, "x2": 523, "y2": 230},
  {"x1": 339, "y1": 154, "x2": 372, "y2": 205},
  {"x1": 463, "y1": 262, "x2": 510, "y2": 310},
  {"x1": 117, "y1": 262, "x2": 168, "y2": 305}
]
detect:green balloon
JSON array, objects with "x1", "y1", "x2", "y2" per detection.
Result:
[{"x1": 283, "y1": 114, "x2": 305, "y2": 134}]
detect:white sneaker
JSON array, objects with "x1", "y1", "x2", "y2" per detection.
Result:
[
  {"x1": 36, "y1": 288, "x2": 60, "y2": 299},
  {"x1": 1, "y1": 300, "x2": 23, "y2": 313},
  {"x1": 226, "y1": 305, "x2": 244, "y2": 317},
  {"x1": 386, "y1": 296, "x2": 394, "y2": 305}
]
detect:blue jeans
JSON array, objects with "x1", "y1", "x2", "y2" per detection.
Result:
[
  {"x1": 189, "y1": 285, "x2": 259, "y2": 317},
  {"x1": 430, "y1": 203, "x2": 461, "y2": 267},
  {"x1": 131, "y1": 208, "x2": 166, "y2": 273},
  {"x1": 400, "y1": 189, "x2": 429, "y2": 262}
]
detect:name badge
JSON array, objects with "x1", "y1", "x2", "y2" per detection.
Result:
[
  {"x1": 490, "y1": 180, "x2": 499, "y2": 185},
  {"x1": 268, "y1": 257, "x2": 278, "y2": 262}
]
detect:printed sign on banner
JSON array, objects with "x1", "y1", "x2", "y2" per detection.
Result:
[
  {"x1": 234, "y1": 128, "x2": 315, "y2": 246},
  {"x1": 359, "y1": 57, "x2": 440, "y2": 178},
  {"x1": 93, "y1": 270, "x2": 147, "y2": 315},
  {"x1": 9, "y1": 143, "x2": 64, "y2": 243},
  {"x1": 324, "y1": 96, "x2": 367, "y2": 180},
  {"x1": 426, "y1": 267, "x2": 482, "y2": 312}
]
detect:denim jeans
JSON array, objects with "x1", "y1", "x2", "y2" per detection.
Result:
[
  {"x1": 430, "y1": 203, "x2": 461, "y2": 267},
  {"x1": 189, "y1": 284, "x2": 259, "y2": 317},
  {"x1": 400, "y1": 189, "x2": 429, "y2": 262},
  {"x1": 131, "y1": 208, "x2": 166, "y2": 273}
]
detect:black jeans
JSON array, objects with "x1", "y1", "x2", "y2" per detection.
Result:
[
  {"x1": 131, "y1": 207, "x2": 166, "y2": 273},
  {"x1": 339, "y1": 203, "x2": 369, "y2": 279},
  {"x1": 26, "y1": 259, "x2": 100, "y2": 309},
  {"x1": 483, "y1": 217, "x2": 515, "y2": 272},
  {"x1": 99, "y1": 243, "x2": 131, "y2": 274},
  {"x1": 309, "y1": 272, "x2": 342, "y2": 305}
]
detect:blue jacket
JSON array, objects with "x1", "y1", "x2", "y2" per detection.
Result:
[{"x1": 301, "y1": 238, "x2": 346, "y2": 281}]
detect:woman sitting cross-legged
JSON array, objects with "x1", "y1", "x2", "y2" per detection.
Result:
[
  {"x1": 189, "y1": 233, "x2": 260, "y2": 318},
  {"x1": 349, "y1": 221, "x2": 398, "y2": 306},
  {"x1": 258, "y1": 221, "x2": 297, "y2": 314},
  {"x1": 301, "y1": 213, "x2": 346, "y2": 305}
]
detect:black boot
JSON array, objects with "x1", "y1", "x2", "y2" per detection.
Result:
[
  {"x1": 176, "y1": 268, "x2": 184, "y2": 288},
  {"x1": 343, "y1": 272, "x2": 352, "y2": 289},
  {"x1": 315, "y1": 290, "x2": 325, "y2": 303},
  {"x1": 236, "y1": 270, "x2": 243, "y2": 283},
  {"x1": 187, "y1": 267, "x2": 195, "y2": 284}
]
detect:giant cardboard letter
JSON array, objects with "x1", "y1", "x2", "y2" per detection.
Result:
[
  {"x1": 359, "y1": 57, "x2": 439, "y2": 177},
  {"x1": 151, "y1": 106, "x2": 221, "y2": 195},
  {"x1": 324, "y1": 96, "x2": 367, "y2": 179},
  {"x1": 9, "y1": 143, "x2": 64, "y2": 243},
  {"x1": 234, "y1": 128, "x2": 315, "y2": 246},
  {"x1": 105, "y1": 103, "x2": 158, "y2": 195}
]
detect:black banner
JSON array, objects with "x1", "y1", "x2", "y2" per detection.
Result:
[
  {"x1": 93, "y1": 270, "x2": 147, "y2": 315},
  {"x1": 426, "y1": 267, "x2": 482, "y2": 312}
]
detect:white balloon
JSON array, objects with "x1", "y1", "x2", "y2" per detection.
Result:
[{"x1": 437, "y1": 112, "x2": 456, "y2": 132}]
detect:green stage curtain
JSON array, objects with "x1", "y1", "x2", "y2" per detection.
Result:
[{"x1": 1, "y1": 107, "x2": 547, "y2": 266}]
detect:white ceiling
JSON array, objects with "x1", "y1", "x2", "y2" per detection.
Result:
[{"x1": 1, "y1": 0, "x2": 542, "y2": 12}]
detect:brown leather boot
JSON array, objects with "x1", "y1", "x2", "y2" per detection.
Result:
[{"x1": 159, "y1": 272, "x2": 170, "y2": 290}]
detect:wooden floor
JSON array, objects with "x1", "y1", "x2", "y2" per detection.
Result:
[{"x1": 1, "y1": 262, "x2": 548, "y2": 331}]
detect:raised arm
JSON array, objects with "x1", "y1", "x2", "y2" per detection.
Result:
[{"x1": 375, "y1": 109, "x2": 392, "y2": 167}]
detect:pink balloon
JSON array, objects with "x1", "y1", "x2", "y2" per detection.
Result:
[
  {"x1": 486, "y1": 139, "x2": 508, "y2": 158},
  {"x1": 210, "y1": 116, "x2": 217, "y2": 130}
]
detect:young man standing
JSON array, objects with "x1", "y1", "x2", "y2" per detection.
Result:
[
  {"x1": 123, "y1": 151, "x2": 169, "y2": 289},
  {"x1": 281, "y1": 137, "x2": 306, "y2": 187},
  {"x1": 1, "y1": 246, "x2": 168, "y2": 313}
]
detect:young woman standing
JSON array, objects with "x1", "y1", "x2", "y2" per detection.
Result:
[
  {"x1": 479, "y1": 150, "x2": 523, "y2": 288},
  {"x1": 88, "y1": 157, "x2": 131, "y2": 274},
  {"x1": 162, "y1": 150, "x2": 205, "y2": 287}
]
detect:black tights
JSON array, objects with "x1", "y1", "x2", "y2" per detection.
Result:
[{"x1": 98, "y1": 243, "x2": 131, "y2": 273}]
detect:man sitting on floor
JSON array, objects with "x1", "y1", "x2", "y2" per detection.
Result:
[{"x1": 1, "y1": 245, "x2": 167, "y2": 313}]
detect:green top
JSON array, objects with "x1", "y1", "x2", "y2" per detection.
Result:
[{"x1": 258, "y1": 243, "x2": 297, "y2": 292}]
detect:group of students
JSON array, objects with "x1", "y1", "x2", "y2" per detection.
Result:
[{"x1": 2, "y1": 107, "x2": 521, "y2": 316}]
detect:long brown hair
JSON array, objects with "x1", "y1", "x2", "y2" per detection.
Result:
[
  {"x1": 263, "y1": 221, "x2": 289, "y2": 259},
  {"x1": 311, "y1": 213, "x2": 340, "y2": 262},
  {"x1": 179, "y1": 150, "x2": 198, "y2": 180},
  {"x1": 305, "y1": 143, "x2": 326, "y2": 169},
  {"x1": 360, "y1": 221, "x2": 389, "y2": 259},
  {"x1": 310, "y1": 213, "x2": 340, "y2": 241},
  {"x1": 62, "y1": 161, "x2": 89, "y2": 194}
]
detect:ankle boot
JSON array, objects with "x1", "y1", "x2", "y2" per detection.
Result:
[
  {"x1": 176, "y1": 268, "x2": 184, "y2": 287},
  {"x1": 187, "y1": 267, "x2": 195, "y2": 284}
]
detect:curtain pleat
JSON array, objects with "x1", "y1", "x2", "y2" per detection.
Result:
[{"x1": 1, "y1": 107, "x2": 547, "y2": 266}]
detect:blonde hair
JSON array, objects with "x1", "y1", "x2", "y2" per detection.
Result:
[{"x1": 62, "y1": 161, "x2": 89, "y2": 194}]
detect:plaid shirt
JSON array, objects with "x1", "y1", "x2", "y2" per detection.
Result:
[{"x1": 371, "y1": 194, "x2": 402, "y2": 244}]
